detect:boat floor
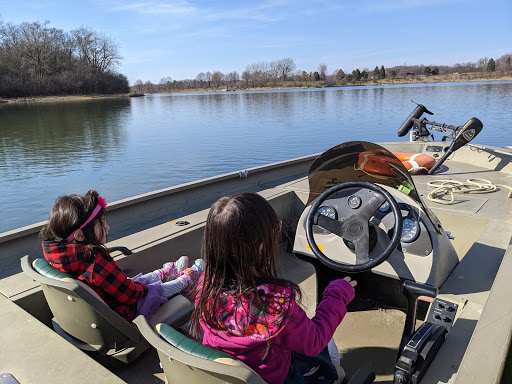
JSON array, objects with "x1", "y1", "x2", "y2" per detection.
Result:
[
  {"x1": 2, "y1": 150, "x2": 512, "y2": 384},
  {"x1": 113, "y1": 157, "x2": 512, "y2": 383}
]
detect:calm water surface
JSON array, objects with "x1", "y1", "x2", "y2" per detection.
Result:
[{"x1": 1, "y1": 81, "x2": 511, "y2": 233}]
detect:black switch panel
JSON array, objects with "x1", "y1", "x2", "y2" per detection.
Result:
[{"x1": 425, "y1": 298, "x2": 458, "y2": 332}]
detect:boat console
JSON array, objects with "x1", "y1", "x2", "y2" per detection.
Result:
[
  {"x1": 291, "y1": 104, "x2": 494, "y2": 384},
  {"x1": 293, "y1": 141, "x2": 459, "y2": 289}
]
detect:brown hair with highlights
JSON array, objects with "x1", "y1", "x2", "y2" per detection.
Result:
[
  {"x1": 40, "y1": 189, "x2": 107, "y2": 248},
  {"x1": 191, "y1": 193, "x2": 301, "y2": 339}
]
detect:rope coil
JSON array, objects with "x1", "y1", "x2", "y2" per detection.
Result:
[{"x1": 427, "y1": 178, "x2": 512, "y2": 205}]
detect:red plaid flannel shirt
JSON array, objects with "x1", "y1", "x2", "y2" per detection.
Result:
[{"x1": 42, "y1": 241, "x2": 148, "y2": 321}]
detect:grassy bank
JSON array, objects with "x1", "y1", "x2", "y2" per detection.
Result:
[
  {"x1": 2, "y1": 73, "x2": 511, "y2": 103},
  {"x1": 144, "y1": 72, "x2": 512, "y2": 94}
]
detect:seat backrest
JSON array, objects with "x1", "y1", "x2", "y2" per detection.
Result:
[
  {"x1": 21, "y1": 255, "x2": 142, "y2": 351},
  {"x1": 133, "y1": 315, "x2": 267, "y2": 384}
]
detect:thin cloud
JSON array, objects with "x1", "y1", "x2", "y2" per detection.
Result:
[
  {"x1": 104, "y1": 0, "x2": 290, "y2": 23},
  {"x1": 106, "y1": 0, "x2": 197, "y2": 15},
  {"x1": 364, "y1": 0, "x2": 466, "y2": 11}
]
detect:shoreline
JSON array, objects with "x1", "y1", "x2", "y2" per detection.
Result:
[
  {"x1": 1, "y1": 75, "x2": 511, "y2": 103},
  {"x1": 0, "y1": 93, "x2": 131, "y2": 104}
]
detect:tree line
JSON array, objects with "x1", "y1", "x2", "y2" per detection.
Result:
[
  {"x1": 0, "y1": 19, "x2": 129, "y2": 98},
  {"x1": 134, "y1": 54, "x2": 512, "y2": 93}
]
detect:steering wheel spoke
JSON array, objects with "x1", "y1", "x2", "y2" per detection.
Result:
[
  {"x1": 354, "y1": 241, "x2": 371, "y2": 264},
  {"x1": 358, "y1": 193, "x2": 386, "y2": 221},
  {"x1": 315, "y1": 213, "x2": 343, "y2": 236}
]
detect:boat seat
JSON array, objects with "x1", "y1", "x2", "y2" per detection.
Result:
[
  {"x1": 20, "y1": 255, "x2": 193, "y2": 364},
  {"x1": 133, "y1": 315, "x2": 375, "y2": 384}
]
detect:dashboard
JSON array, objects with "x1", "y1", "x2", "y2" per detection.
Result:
[
  {"x1": 311, "y1": 187, "x2": 432, "y2": 257},
  {"x1": 292, "y1": 184, "x2": 455, "y2": 285}
]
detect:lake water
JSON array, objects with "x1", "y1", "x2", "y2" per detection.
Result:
[{"x1": 1, "y1": 81, "x2": 511, "y2": 233}]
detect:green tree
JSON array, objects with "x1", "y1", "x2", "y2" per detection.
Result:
[
  {"x1": 431, "y1": 66, "x2": 440, "y2": 75},
  {"x1": 389, "y1": 70, "x2": 397, "y2": 78},
  {"x1": 380, "y1": 65, "x2": 386, "y2": 79},
  {"x1": 424, "y1": 66, "x2": 432, "y2": 76},
  {"x1": 346, "y1": 74, "x2": 354, "y2": 81},
  {"x1": 361, "y1": 70, "x2": 368, "y2": 79},
  {"x1": 313, "y1": 71, "x2": 320, "y2": 81},
  {"x1": 336, "y1": 69, "x2": 345, "y2": 80},
  {"x1": 372, "y1": 66, "x2": 380, "y2": 79},
  {"x1": 487, "y1": 58, "x2": 496, "y2": 72},
  {"x1": 352, "y1": 69, "x2": 361, "y2": 80}
]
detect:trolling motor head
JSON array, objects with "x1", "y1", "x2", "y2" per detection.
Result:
[
  {"x1": 449, "y1": 117, "x2": 483, "y2": 151},
  {"x1": 427, "y1": 117, "x2": 483, "y2": 174},
  {"x1": 397, "y1": 103, "x2": 434, "y2": 137}
]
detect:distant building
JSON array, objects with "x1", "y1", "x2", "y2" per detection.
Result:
[{"x1": 406, "y1": 73, "x2": 414, "y2": 77}]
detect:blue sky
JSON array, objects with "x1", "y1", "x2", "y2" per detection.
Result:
[{"x1": 1, "y1": 0, "x2": 511, "y2": 85}]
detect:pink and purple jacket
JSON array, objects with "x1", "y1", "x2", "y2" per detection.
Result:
[{"x1": 199, "y1": 279, "x2": 355, "y2": 384}]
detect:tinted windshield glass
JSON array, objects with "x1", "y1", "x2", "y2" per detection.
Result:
[{"x1": 306, "y1": 141, "x2": 441, "y2": 231}]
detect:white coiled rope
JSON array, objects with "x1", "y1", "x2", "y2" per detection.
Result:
[{"x1": 427, "y1": 178, "x2": 512, "y2": 205}]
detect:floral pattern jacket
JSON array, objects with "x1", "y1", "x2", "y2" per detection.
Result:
[{"x1": 200, "y1": 279, "x2": 355, "y2": 384}]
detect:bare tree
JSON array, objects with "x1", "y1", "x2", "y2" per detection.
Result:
[
  {"x1": 268, "y1": 60, "x2": 281, "y2": 84},
  {"x1": 143, "y1": 80, "x2": 154, "y2": 93},
  {"x1": 476, "y1": 57, "x2": 489, "y2": 72},
  {"x1": 205, "y1": 71, "x2": 212, "y2": 87},
  {"x1": 0, "y1": 20, "x2": 128, "y2": 97},
  {"x1": 318, "y1": 63, "x2": 327, "y2": 80},
  {"x1": 226, "y1": 71, "x2": 239, "y2": 86},
  {"x1": 275, "y1": 58, "x2": 296, "y2": 82},
  {"x1": 159, "y1": 76, "x2": 172, "y2": 92},
  {"x1": 71, "y1": 27, "x2": 122, "y2": 73},
  {"x1": 241, "y1": 68, "x2": 252, "y2": 87},
  {"x1": 211, "y1": 71, "x2": 224, "y2": 88},
  {"x1": 134, "y1": 79, "x2": 144, "y2": 92}
]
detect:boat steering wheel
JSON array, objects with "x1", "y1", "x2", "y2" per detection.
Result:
[{"x1": 306, "y1": 181, "x2": 403, "y2": 273}]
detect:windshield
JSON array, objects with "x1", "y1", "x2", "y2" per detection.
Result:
[{"x1": 306, "y1": 141, "x2": 442, "y2": 232}]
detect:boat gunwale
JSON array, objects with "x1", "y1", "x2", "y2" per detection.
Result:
[{"x1": 0, "y1": 153, "x2": 319, "y2": 244}]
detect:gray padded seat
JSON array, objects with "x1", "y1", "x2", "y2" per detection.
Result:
[
  {"x1": 21, "y1": 255, "x2": 192, "y2": 364},
  {"x1": 134, "y1": 316, "x2": 356, "y2": 384},
  {"x1": 134, "y1": 314, "x2": 267, "y2": 384}
]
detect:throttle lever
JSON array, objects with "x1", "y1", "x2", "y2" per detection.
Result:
[{"x1": 397, "y1": 280, "x2": 438, "y2": 358}]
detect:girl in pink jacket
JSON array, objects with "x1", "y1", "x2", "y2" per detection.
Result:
[{"x1": 191, "y1": 193, "x2": 356, "y2": 384}]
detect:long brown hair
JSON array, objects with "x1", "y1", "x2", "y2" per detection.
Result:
[
  {"x1": 191, "y1": 193, "x2": 301, "y2": 338},
  {"x1": 40, "y1": 190, "x2": 107, "y2": 249}
]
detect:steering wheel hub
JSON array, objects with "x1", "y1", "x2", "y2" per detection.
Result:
[{"x1": 348, "y1": 222, "x2": 363, "y2": 236}]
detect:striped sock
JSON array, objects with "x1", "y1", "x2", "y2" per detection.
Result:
[
  {"x1": 161, "y1": 279, "x2": 186, "y2": 298},
  {"x1": 139, "y1": 271, "x2": 161, "y2": 284}
]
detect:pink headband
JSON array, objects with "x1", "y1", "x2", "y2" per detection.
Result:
[{"x1": 66, "y1": 196, "x2": 107, "y2": 242}]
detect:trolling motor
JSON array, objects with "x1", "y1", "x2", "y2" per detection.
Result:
[{"x1": 397, "y1": 102, "x2": 483, "y2": 174}]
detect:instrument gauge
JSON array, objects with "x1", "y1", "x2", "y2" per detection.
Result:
[
  {"x1": 317, "y1": 206, "x2": 337, "y2": 220},
  {"x1": 401, "y1": 218, "x2": 420, "y2": 243},
  {"x1": 379, "y1": 201, "x2": 390, "y2": 213},
  {"x1": 347, "y1": 195, "x2": 362, "y2": 209}
]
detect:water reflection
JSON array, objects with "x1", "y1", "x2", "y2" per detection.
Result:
[
  {"x1": 0, "y1": 99, "x2": 130, "y2": 182},
  {"x1": 0, "y1": 99, "x2": 130, "y2": 231},
  {"x1": 1, "y1": 82, "x2": 511, "y2": 232}
]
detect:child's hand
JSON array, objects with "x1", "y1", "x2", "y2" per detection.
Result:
[{"x1": 343, "y1": 276, "x2": 357, "y2": 288}]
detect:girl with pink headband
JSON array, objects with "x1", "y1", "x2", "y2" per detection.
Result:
[{"x1": 40, "y1": 190, "x2": 204, "y2": 322}]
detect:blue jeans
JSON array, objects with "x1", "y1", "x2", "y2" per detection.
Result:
[{"x1": 284, "y1": 346, "x2": 338, "y2": 384}]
